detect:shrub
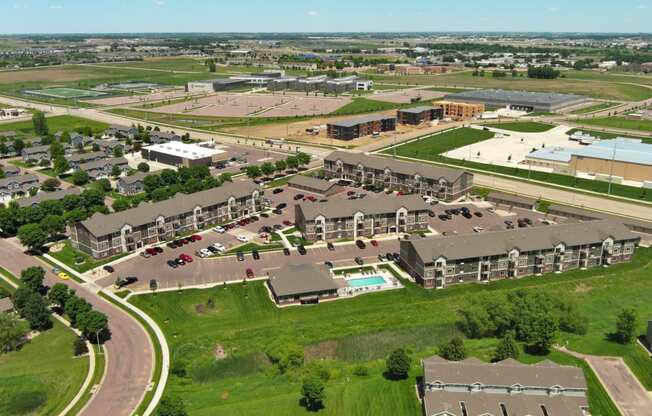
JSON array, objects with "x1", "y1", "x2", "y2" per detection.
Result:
[
  {"x1": 265, "y1": 341, "x2": 304, "y2": 373},
  {"x1": 73, "y1": 337, "x2": 88, "y2": 356},
  {"x1": 439, "y1": 337, "x2": 467, "y2": 361},
  {"x1": 352, "y1": 364, "x2": 369, "y2": 377},
  {"x1": 386, "y1": 348, "x2": 411, "y2": 380}
]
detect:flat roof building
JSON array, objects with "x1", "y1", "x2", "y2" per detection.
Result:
[
  {"x1": 397, "y1": 106, "x2": 443, "y2": 125},
  {"x1": 445, "y1": 89, "x2": 590, "y2": 112},
  {"x1": 141, "y1": 142, "x2": 228, "y2": 168},
  {"x1": 287, "y1": 175, "x2": 343, "y2": 197},
  {"x1": 327, "y1": 115, "x2": 396, "y2": 140},
  {"x1": 186, "y1": 79, "x2": 247, "y2": 93},
  {"x1": 267, "y1": 264, "x2": 341, "y2": 306}
]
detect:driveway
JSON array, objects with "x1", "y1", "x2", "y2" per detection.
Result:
[{"x1": 0, "y1": 238, "x2": 153, "y2": 416}]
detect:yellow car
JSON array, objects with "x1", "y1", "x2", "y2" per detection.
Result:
[{"x1": 57, "y1": 272, "x2": 70, "y2": 280}]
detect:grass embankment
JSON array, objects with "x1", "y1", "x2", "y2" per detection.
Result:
[
  {"x1": 485, "y1": 121, "x2": 555, "y2": 133},
  {"x1": 384, "y1": 127, "x2": 652, "y2": 203},
  {"x1": 0, "y1": 115, "x2": 108, "y2": 140},
  {"x1": 577, "y1": 116, "x2": 652, "y2": 133},
  {"x1": 570, "y1": 102, "x2": 618, "y2": 115},
  {"x1": 128, "y1": 247, "x2": 652, "y2": 415}
]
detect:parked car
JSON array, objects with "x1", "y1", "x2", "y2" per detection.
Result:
[
  {"x1": 378, "y1": 254, "x2": 386, "y2": 262},
  {"x1": 355, "y1": 240, "x2": 366, "y2": 249},
  {"x1": 260, "y1": 213, "x2": 270, "y2": 218},
  {"x1": 154, "y1": 246, "x2": 163, "y2": 253},
  {"x1": 175, "y1": 258, "x2": 185, "y2": 266},
  {"x1": 273, "y1": 188, "x2": 284, "y2": 194},
  {"x1": 115, "y1": 276, "x2": 138, "y2": 289},
  {"x1": 523, "y1": 218, "x2": 533, "y2": 225},
  {"x1": 236, "y1": 235, "x2": 249, "y2": 243},
  {"x1": 273, "y1": 224, "x2": 283, "y2": 230},
  {"x1": 283, "y1": 220, "x2": 293, "y2": 226},
  {"x1": 297, "y1": 245, "x2": 307, "y2": 255},
  {"x1": 324, "y1": 261, "x2": 334, "y2": 269},
  {"x1": 473, "y1": 226, "x2": 484, "y2": 233},
  {"x1": 474, "y1": 212, "x2": 483, "y2": 217},
  {"x1": 283, "y1": 248, "x2": 291, "y2": 256},
  {"x1": 236, "y1": 251, "x2": 245, "y2": 261},
  {"x1": 103, "y1": 265, "x2": 114, "y2": 273},
  {"x1": 252, "y1": 250, "x2": 260, "y2": 260},
  {"x1": 246, "y1": 268, "x2": 254, "y2": 279},
  {"x1": 276, "y1": 203, "x2": 287, "y2": 209},
  {"x1": 212, "y1": 243, "x2": 225, "y2": 252},
  {"x1": 294, "y1": 194, "x2": 304, "y2": 200},
  {"x1": 207, "y1": 246, "x2": 218, "y2": 253},
  {"x1": 140, "y1": 251, "x2": 151, "y2": 258},
  {"x1": 167, "y1": 259, "x2": 178, "y2": 268},
  {"x1": 305, "y1": 195, "x2": 317, "y2": 202},
  {"x1": 213, "y1": 226, "x2": 225, "y2": 233},
  {"x1": 346, "y1": 190, "x2": 356, "y2": 196},
  {"x1": 327, "y1": 242, "x2": 335, "y2": 251},
  {"x1": 197, "y1": 248, "x2": 211, "y2": 258},
  {"x1": 354, "y1": 257, "x2": 364, "y2": 265},
  {"x1": 179, "y1": 253, "x2": 193, "y2": 262},
  {"x1": 370, "y1": 239, "x2": 379, "y2": 247},
  {"x1": 145, "y1": 247, "x2": 158, "y2": 256},
  {"x1": 428, "y1": 211, "x2": 436, "y2": 217},
  {"x1": 462, "y1": 212, "x2": 473, "y2": 219},
  {"x1": 273, "y1": 208, "x2": 282, "y2": 215},
  {"x1": 58, "y1": 271, "x2": 70, "y2": 280}
]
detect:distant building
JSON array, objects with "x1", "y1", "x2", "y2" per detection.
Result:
[
  {"x1": 287, "y1": 175, "x2": 343, "y2": 197},
  {"x1": 66, "y1": 151, "x2": 106, "y2": 171},
  {"x1": 104, "y1": 124, "x2": 137, "y2": 140},
  {"x1": 0, "y1": 164, "x2": 20, "y2": 177},
  {"x1": 267, "y1": 264, "x2": 341, "y2": 306},
  {"x1": 16, "y1": 187, "x2": 82, "y2": 208},
  {"x1": 397, "y1": 106, "x2": 443, "y2": 125},
  {"x1": 327, "y1": 115, "x2": 396, "y2": 140},
  {"x1": 0, "y1": 174, "x2": 39, "y2": 203},
  {"x1": 422, "y1": 356, "x2": 589, "y2": 416},
  {"x1": 96, "y1": 139, "x2": 129, "y2": 156},
  {"x1": 141, "y1": 142, "x2": 228, "y2": 168},
  {"x1": 70, "y1": 133, "x2": 93, "y2": 148},
  {"x1": 437, "y1": 101, "x2": 485, "y2": 120},
  {"x1": 445, "y1": 89, "x2": 590, "y2": 112},
  {"x1": 149, "y1": 131, "x2": 181, "y2": 143},
  {"x1": 78, "y1": 157, "x2": 129, "y2": 180},
  {"x1": 116, "y1": 172, "x2": 151, "y2": 195},
  {"x1": 186, "y1": 79, "x2": 247, "y2": 93},
  {"x1": 21, "y1": 145, "x2": 51, "y2": 163}
]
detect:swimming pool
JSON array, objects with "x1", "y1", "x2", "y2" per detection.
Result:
[{"x1": 347, "y1": 275, "x2": 386, "y2": 287}]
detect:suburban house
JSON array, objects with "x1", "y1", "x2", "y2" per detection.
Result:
[
  {"x1": 421, "y1": 356, "x2": 588, "y2": 416},
  {"x1": 287, "y1": 175, "x2": 343, "y2": 197},
  {"x1": 323, "y1": 151, "x2": 473, "y2": 201},
  {"x1": 77, "y1": 157, "x2": 129, "y2": 180},
  {"x1": 117, "y1": 172, "x2": 151, "y2": 195},
  {"x1": 21, "y1": 145, "x2": 50, "y2": 163},
  {"x1": 400, "y1": 220, "x2": 640, "y2": 289},
  {"x1": 16, "y1": 187, "x2": 83, "y2": 208},
  {"x1": 295, "y1": 194, "x2": 431, "y2": 242},
  {"x1": 104, "y1": 124, "x2": 137, "y2": 139},
  {"x1": 70, "y1": 181, "x2": 264, "y2": 259},
  {"x1": 0, "y1": 174, "x2": 39, "y2": 203},
  {"x1": 0, "y1": 164, "x2": 20, "y2": 177},
  {"x1": 96, "y1": 139, "x2": 129, "y2": 156},
  {"x1": 149, "y1": 130, "x2": 181, "y2": 143},
  {"x1": 66, "y1": 151, "x2": 106, "y2": 170},
  {"x1": 267, "y1": 264, "x2": 341, "y2": 306},
  {"x1": 70, "y1": 133, "x2": 94, "y2": 148}
]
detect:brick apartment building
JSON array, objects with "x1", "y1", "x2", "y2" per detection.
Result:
[
  {"x1": 326, "y1": 115, "x2": 397, "y2": 140},
  {"x1": 397, "y1": 106, "x2": 444, "y2": 125},
  {"x1": 438, "y1": 100, "x2": 485, "y2": 120}
]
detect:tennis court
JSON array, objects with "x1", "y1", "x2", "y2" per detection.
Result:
[{"x1": 24, "y1": 87, "x2": 106, "y2": 99}]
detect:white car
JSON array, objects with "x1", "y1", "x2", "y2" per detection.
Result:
[
  {"x1": 236, "y1": 235, "x2": 249, "y2": 243},
  {"x1": 198, "y1": 248, "x2": 212, "y2": 258},
  {"x1": 212, "y1": 243, "x2": 225, "y2": 252},
  {"x1": 473, "y1": 226, "x2": 484, "y2": 233},
  {"x1": 213, "y1": 226, "x2": 225, "y2": 233}
]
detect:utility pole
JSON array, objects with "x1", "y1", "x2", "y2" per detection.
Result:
[{"x1": 607, "y1": 140, "x2": 618, "y2": 196}]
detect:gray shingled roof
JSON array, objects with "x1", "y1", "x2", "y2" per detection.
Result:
[
  {"x1": 325, "y1": 150, "x2": 469, "y2": 183},
  {"x1": 22, "y1": 144, "x2": 50, "y2": 154},
  {"x1": 0, "y1": 164, "x2": 20, "y2": 175},
  {"x1": 78, "y1": 157, "x2": 127, "y2": 172},
  {"x1": 16, "y1": 187, "x2": 82, "y2": 208},
  {"x1": 268, "y1": 263, "x2": 339, "y2": 297},
  {"x1": 407, "y1": 220, "x2": 639, "y2": 262},
  {"x1": 288, "y1": 175, "x2": 339, "y2": 193},
  {"x1": 79, "y1": 181, "x2": 260, "y2": 236},
  {"x1": 328, "y1": 114, "x2": 395, "y2": 128},
  {"x1": 297, "y1": 194, "x2": 430, "y2": 221},
  {"x1": 119, "y1": 171, "x2": 151, "y2": 185},
  {"x1": 67, "y1": 151, "x2": 106, "y2": 163},
  {"x1": 0, "y1": 174, "x2": 39, "y2": 188}
]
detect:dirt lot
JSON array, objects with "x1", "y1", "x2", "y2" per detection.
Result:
[
  {"x1": 83, "y1": 88, "x2": 190, "y2": 106},
  {"x1": 0, "y1": 67, "x2": 101, "y2": 84}
]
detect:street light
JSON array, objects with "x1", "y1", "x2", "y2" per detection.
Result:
[{"x1": 607, "y1": 140, "x2": 618, "y2": 196}]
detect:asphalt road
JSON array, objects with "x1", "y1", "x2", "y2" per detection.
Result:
[{"x1": 0, "y1": 237, "x2": 153, "y2": 416}]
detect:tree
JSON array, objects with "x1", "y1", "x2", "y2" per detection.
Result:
[
  {"x1": 32, "y1": 111, "x2": 49, "y2": 136},
  {"x1": 73, "y1": 336, "x2": 88, "y2": 356},
  {"x1": 71, "y1": 170, "x2": 90, "y2": 186},
  {"x1": 286, "y1": 155, "x2": 299, "y2": 170},
  {"x1": 151, "y1": 187, "x2": 170, "y2": 202},
  {"x1": 275, "y1": 159, "x2": 287, "y2": 172},
  {"x1": 40, "y1": 214, "x2": 65, "y2": 239},
  {"x1": 156, "y1": 395, "x2": 188, "y2": 416},
  {"x1": 112, "y1": 198, "x2": 131, "y2": 212},
  {"x1": 137, "y1": 162, "x2": 150, "y2": 173},
  {"x1": 493, "y1": 332, "x2": 520, "y2": 362},
  {"x1": 386, "y1": 348, "x2": 411, "y2": 380},
  {"x1": 64, "y1": 296, "x2": 92, "y2": 327},
  {"x1": 20, "y1": 266, "x2": 45, "y2": 293},
  {"x1": 0, "y1": 313, "x2": 25, "y2": 353},
  {"x1": 112, "y1": 146, "x2": 124, "y2": 158},
  {"x1": 219, "y1": 172, "x2": 233, "y2": 183},
  {"x1": 17, "y1": 223, "x2": 48, "y2": 252},
  {"x1": 53, "y1": 155, "x2": 69, "y2": 175},
  {"x1": 439, "y1": 337, "x2": 467, "y2": 361},
  {"x1": 530, "y1": 313, "x2": 558, "y2": 354},
  {"x1": 615, "y1": 307, "x2": 638, "y2": 344},
  {"x1": 111, "y1": 164, "x2": 122, "y2": 178},
  {"x1": 48, "y1": 283, "x2": 74, "y2": 309},
  {"x1": 50, "y1": 141, "x2": 65, "y2": 159},
  {"x1": 301, "y1": 375, "x2": 326, "y2": 411},
  {"x1": 77, "y1": 310, "x2": 109, "y2": 342},
  {"x1": 41, "y1": 177, "x2": 61, "y2": 192},
  {"x1": 92, "y1": 178, "x2": 112, "y2": 192},
  {"x1": 13, "y1": 138, "x2": 25, "y2": 155},
  {"x1": 260, "y1": 162, "x2": 275, "y2": 177},
  {"x1": 19, "y1": 291, "x2": 52, "y2": 330},
  {"x1": 246, "y1": 165, "x2": 261, "y2": 179},
  {"x1": 297, "y1": 152, "x2": 311, "y2": 166}
]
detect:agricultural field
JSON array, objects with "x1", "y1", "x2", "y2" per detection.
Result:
[
  {"x1": 0, "y1": 115, "x2": 108, "y2": 140},
  {"x1": 128, "y1": 247, "x2": 652, "y2": 416},
  {"x1": 577, "y1": 116, "x2": 652, "y2": 133},
  {"x1": 485, "y1": 121, "x2": 556, "y2": 132},
  {"x1": 0, "y1": 320, "x2": 88, "y2": 416}
]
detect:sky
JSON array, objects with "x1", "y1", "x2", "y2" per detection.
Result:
[{"x1": 3, "y1": 0, "x2": 652, "y2": 34}]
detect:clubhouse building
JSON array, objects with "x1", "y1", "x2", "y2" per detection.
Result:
[
  {"x1": 70, "y1": 181, "x2": 263, "y2": 259},
  {"x1": 400, "y1": 220, "x2": 639, "y2": 289},
  {"x1": 323, "y1": 151, "x2": 473, "y2": 201}
]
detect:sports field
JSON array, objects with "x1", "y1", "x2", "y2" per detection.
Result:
[{"x1": 24, "y1": 87, "x2": 106, "y2": 99}]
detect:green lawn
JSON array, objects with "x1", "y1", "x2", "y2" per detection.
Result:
[
  {"x1": 48, "y1": 240, "x2": 128, "y2": 274},
  {"x1": 129, "y1": 247, "x2": 652, "y2": 415},
  {"x1": 577, "y1": 117, "x2": 652, "y2": 133},
  {"x1": 0, "y1": 320, "x2": 88, "y2": 416},
  {"x1": 486, "y1": 121, "x2": 555, "y2": 133},
  {"x1": 566, "y1": 128, "x2": 652, "y2": 144},
  {"x1": 385, "y1": 127, "x2": 495, "y2": 157},
  {"x1": 570, "y1": 102, "x2": 618, "y2": 115},
  {"x1": 0, "y1": 115, "x2": 108, "y2": 140},
  {"x1": 223, "y1": 242, "x2": 284, "y2": 255},
  {"x1": 330, "y1": 98, "x2": 415, "y2": 116}
]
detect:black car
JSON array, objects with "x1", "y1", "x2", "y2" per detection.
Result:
[
  {"x1": 272, "y1": 188, "x2": 284, "y2": 194},
  {"x1": 297, "y1": 245, "x2": 307, "y2": 255},
  {"x1": 474, "y1": 212, "x2": 483, "y2": 217},
  {"x1": 324, "y1": 261, "x2": 334, "y2": 269},
  {"x1": 260, "y1": 213, "x2": 269, "y2": 218},
  {"x1": 354, "y1": 256, "x2": 364, "y2": 265},
  {"x1": 462, "y1": 212, "x2": 473, "y2": 219},
  {"x1": 252, "y1": 250, "x2": 260, "y2": 260},
  {"x1": 283, "y1": 248, "x2": 291, "y2": 256},
  {"x1": 103, "y1": 265, "x2": 114, "y2": 273},
  {"x1": 276, "y1": 203, "x2": 287, "y2": 209},
  {"x1": 167, "y1": 260, "x2": 178, "y2": 268},
  {"x1": 355, "y1": 240, "x2": 366, "y2": 249},
  {"x1": 175, "y1": 258, "x2": 185, "y2": 266},
  {"x1": 273, "y1": 224, "x2": 283, "y2": 230},
  {"x1": 438, "y1": 214, "x2": 449, "y2": 221},
  {"x1": 236, "y1": 251, "x2": 245, "y2": 261},
  {"x1": 293, "y1": 194, "x2": 304, "y2": 200},
  {"x1": 428, "y1": 211, "x2": 436, "y2": 217},
  {"x1": 154, "y1": 246, "x2": 163, "y2": 253},
  {"x1": 327, "y1": 242, "x2": 335, "y2": 251},
  {"x1": 207, "y1": 246, "x2": 218, "y2": 253},
  {"x1": 115, "y1": 276, "x2": 139, "y2": 288},
  {"x1": 167, "y1": 242, "x2": 177, "y2": 249},
  {"x1": 273, "y1": 208, "x2": 282, "y2": 215}
]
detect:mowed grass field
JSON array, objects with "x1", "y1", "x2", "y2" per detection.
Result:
[
  {"x1": 387, "y1": 127, "x2": 495, "y2": 156},
  {"x1": 365, "y1": 70, "x2": 652, "y2": 101},
  {"x1": 570, "y1": 102, "x2": 619, "y2": 115},
  {"x1": 129, "y1": 248, "x2": 652, "y2": 415},
  {"x1": 0, "y1": 115, "x2": 108, "y2": 140},
  {"x1": 577, "y1": 116, "x2": 652, "y2": 133},
  {"x1": 485, "y1": 121, "x2": 555, "y2": 132},
  {"x1": 0, "y1": 319, "x2": 88, "y2": 416}
]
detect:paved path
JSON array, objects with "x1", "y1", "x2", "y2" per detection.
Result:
[
  {"x1": 0, "y1": 238, "x2": 153, "y2": 416},
  {"x1": 560, "y1": 347, "x2": 652, "y2": 416}
]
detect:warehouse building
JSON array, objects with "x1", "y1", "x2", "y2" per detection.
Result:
[
  {"x1": 422, "y1": 356, "x2": 588, "y2": 416},
  {"x1": 141, "y1": 142, "x2": 228, "y2": 168},
  {"x1": 327, "y1": 115, "x2": 396, "y2": 140},
  {"x1": 70, "y1": 181, "x2": 263, "y2": 259},
  {"x1": 323, "y1": 151, "x2": 473, "y2": 201},
  {"x1": 445, "y1": 89, "x2": 590, "y2": 112},
  {"x1": 396, "y1": 106, "x2": 443, "y2": 125},
  {"x1": 400, "y1": 220, "x2": 639, "y2": 289},
  {"x1": 186, "y1": 79, "x2": 247, "y2": 93},
  {"x1": 294, "y1": 194, "x2": 431, "y2": 242}
]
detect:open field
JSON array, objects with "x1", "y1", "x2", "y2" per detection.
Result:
[
  {"x1": 370, "y1": 89, "x2": 444, "y2": 104},
  {"x1": 127, "y1": 247, "x2": 652, "y2": 415},
  {"x1": 24, "y1": 87, "x2": 106, "y2": 99},
  {"x1": 570, "y1": 102, "x2": 619, "y2": 115},
  {"x1": 330, "y1": 97, "x2": 417, "y2": 116},
  {"x1": 0, "y1": 320, "x2": 88, "y2": 416},
  {"x1": 577, "y1": 117, "x2": 652, "y2": 133},
  {"x1": 385, "y1": 127, "x2": 495, "y2": 156},
  {"x1": 0, "y1": 115, "x2": 108, "y2": 140},
  {"x1": 82, "y1": 88, "x2": 190, "y2": 106},
  {"x1": 365, "y1": 71, "x2": 652, "y2": 101},
  {"x1": 485, "y1": 121, "x2": 556, "y2": 132},
  {"x1": 92, "y1": 57, "x2": 210, "y2": 72}
]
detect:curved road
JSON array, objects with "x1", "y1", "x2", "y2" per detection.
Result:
[{"x1": 0, "y1": 238, "x2": 153, "y2": 416}]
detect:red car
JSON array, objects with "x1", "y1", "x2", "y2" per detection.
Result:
[
  {"x1": 397, "y1": 191, "x2": 405, "y2": 196},
  {"x1": 283, "y1": 220, "x2": 293, "y2": 226},
  {"x1": 347, "y1": 190, "x2": 356, "y2": 196},
  {"x1": 306, "y1": 195, "x2": 317, "y2": 202},
  {"x1": 145, "y1": 247, "x2": 158, "y2": 255},
  {"x1": 370, "y1": 239, "x2": 379, "y2": 247},
  {"x1": 246, "y1": 268, "x2": 254, "y2": 279},
  {"x1": 180, "y1": 253, "x2": 193, "y2": 263},
  {"x1": 181, "y1": 238, "x2": 190, "y2": 245},
  {"x1": 191, "y1": 234, "x2": 202, "y2": 241}
]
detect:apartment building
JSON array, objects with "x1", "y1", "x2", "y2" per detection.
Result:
[
  {"x1": 104, "y1": 124, "x2": 137, "y2": 139},
  {"x1": 294, "y1": 194, "x2": 431, "y2": 242},
  {"x1": 437, "y1": 100, "x2": 485, "y2": 120},
  {"x1": 326, "y1": 115, "x2": 396, "y2": 140},
  {"x1": 116, "y1": 171, "x2": 151, "y2": 195},
  {"x1": 66, "y1": 151, "x2": 106, "y2": 170},
  {"x1": 70, "y1": 181, "x2": 263, "y2": 259},
  {"x1": 77, "y1": 157, "x2": 129, "y2": 180},
  {"x1": 323, "y1": 151, "x2": 473, "y2": 201},
  {"x1": 0, "y1": 174, "x2": 39, "y2": 203},
  {"x1": 21, "y1": 145, "x2": 51, "y2": 163},
  {"x1": 16, "y1": 187, "x2": 82, "y2": 208},
  {"x1": 422, "y1": 356, "x2": 588, "y2": 416},
  {"x1": 396, "y1": 106, "x2": 443, "y2": 125},
  {"x1": 96, "y1": 139, "x2": 129, "y2": 156},
  {"x1": 400, "y1": 220, "x2": 639, "y2": 289},
  {"x1": 70, "y1": 133, "x2": 93, "y2": 148},
  {"x1": 149, "y1": 130, "x2": 181, "y2": 143}
]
